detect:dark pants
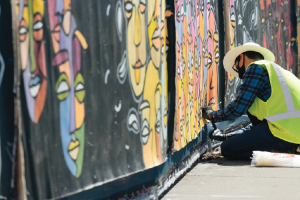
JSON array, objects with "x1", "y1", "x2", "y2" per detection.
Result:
[{"x1": 221, "y1": 113, "x2": 299, "y2": 160}]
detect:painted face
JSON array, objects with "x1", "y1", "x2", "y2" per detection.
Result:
[
  {"x1": 159, "y1": 2, "x2": 168, "y2": 153},
  {"x1": 124, "y1": 0, "x2": 147, "y2": 99},
  {"x1": 48, "y1": 0, "x2": 87, "y2": 177},
  {"x1": 147, "y1": 0, "x2": 163, "y2": 69},
  {"x1": 206, "y1": 9, "x2": 219, "y2": 107},
  {"x1": 140, "y1": 63, "x2": 161, "y2": 168},
  {"x1": 17, "y1": 0, "x2": 47, "y2": 123},
  {"x1": 176, "y1": 0, "x2": 184, "y2": 45}
]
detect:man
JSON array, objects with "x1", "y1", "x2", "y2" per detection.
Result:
[{"x1": 202, "y1": 42, "x2": 300, "y2": 159}]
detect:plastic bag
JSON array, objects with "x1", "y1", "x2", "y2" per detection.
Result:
[{"x1": 251, "y1": 151, "x2": 300, "y2": 167}]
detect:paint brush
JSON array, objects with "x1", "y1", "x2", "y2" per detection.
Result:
[{"x1": 212, "y1": 102, "x2": 222, "y2": 109}]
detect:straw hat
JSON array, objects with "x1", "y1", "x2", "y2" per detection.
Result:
[{"x1": 223, "y1": 42, "x2": 275, "y2": 78}]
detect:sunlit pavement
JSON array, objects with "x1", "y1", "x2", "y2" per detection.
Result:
[{"x1": 162, "y1": 158, "x2": 300, "y2": 200}]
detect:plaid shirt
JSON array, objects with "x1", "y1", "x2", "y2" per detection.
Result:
[{"x1": 209, "y1": 63, "x2": 271, "y2": 122}]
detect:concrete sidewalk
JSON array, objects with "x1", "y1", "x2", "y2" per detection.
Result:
[{"x1": 161, "y1": 157, "x2": 300, "y2": 200}]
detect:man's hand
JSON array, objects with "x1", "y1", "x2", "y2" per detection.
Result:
[
  {"x1": 209, "y1": 129, "x2": 227, "y2": 141},
  {"x1": 202, "y1": 106, "x2": 213, "y2": 119}
]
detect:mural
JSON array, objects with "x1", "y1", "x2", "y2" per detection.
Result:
[
  {"x1": 121, "y1": 0, "x2": 168, "y2": 168},
  {"x1": 47, "y1": 0, "x2": 88, "y2": 178},
  {"x1": 9, "y1": 0, "x2": 299, "y2": 199},
  {"x1": 16, "y1": 0, "x2": 47, "y2": 124},
  {"x1": 225, "y1": 0, "x2": 298, "y2": 106},
  {"x1": 0, "y1": 0, "x2": 14, "y2": 198},
  {"x1": 224, "y1": 0, "x2": 242, "y2": 105},
  {"x1": 17, "y1": 0, "x2": 168, "y2": 198},
  {"x1": 173, "y1": 0, "x2": 222, "y2": 151}
]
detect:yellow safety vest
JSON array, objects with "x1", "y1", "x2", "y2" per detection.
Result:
[{"x1": 248, "y1": 60, "x2": 300, "y2": 144}]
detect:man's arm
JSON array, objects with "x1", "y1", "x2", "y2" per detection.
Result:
[{"x1": 208, "y1": 64, "x2": 267, "y2": 122}]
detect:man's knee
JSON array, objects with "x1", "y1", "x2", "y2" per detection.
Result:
[{"x1": 221, "y1": 140, "x2": 233, "y2": 158}]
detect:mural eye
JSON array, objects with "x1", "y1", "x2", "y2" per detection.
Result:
[
  {"x1": 33, "y1": 21, "x2": 43, "y2": 31},
  {"x1": 155, "y1": 111, "x2": 161, "y2": 133},
  {"x1": 231, "y1": 13, "x2": 235, "y2": 27},
  {"x1": 74, "y1": 73, "x2": 85, "y2": 103},
  {"x1": 177, "y1": 67, "x2": 180, "y2": 74},
  {"x1": 55, "y1": 73, "x2": 70, "y2": 101},
  {"x1": 207, "y1": 53, "x2": 212, "y2": 68},
  {"x1": 141, "y1": 120, "x2": 150, "y2": 144},
  {"x1": 128, "y1": 114, "x2": 139, "y2": 132},
  {"x1": 180, "y1": 5, "x2": 184, "y2": 17},
  {"x1": 215, "y1": 48, "x2": 220, "y2": 63},
  {"x1": 127, "y1": 108, "x2": 140, "y2": 134},
  {"x1": 19, "y1": 26, "x2": 27, "y2": 35},
  {"x1": 176, "y1": 10, "x2": 180, "y2": 21},
  {"x1": 19, "y1": 26, "x2": 28, "y2": 42},
  {"x1": 140, "y1": 0, "x2": 146, "y2": 13},
  {"x1": 124, "y1": 1, "x2": 133, "y2": 19}
]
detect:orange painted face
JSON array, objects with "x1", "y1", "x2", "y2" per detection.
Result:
[
  {"x1": 124, "y1": 0, "x2": 147, "y2": 98},
  {"x1": 16, "y1": 0, "x2": 47, "y2": 123}
]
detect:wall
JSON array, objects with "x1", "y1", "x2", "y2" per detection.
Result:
[
  {"x1": 225, "y1": 0, "x2": 298, "y2": 105},
  {"x1": 173, "y1": 0, "x2": 225, "y2": 150},
  {"x1": 16, "y1": 0, "x2": 169, "y2": 199},
  {"x1": 6, "y1": 0, "x2": 299, "y2": 199},
  {"x1": 0, "y1": 0, "x2": 15, "y2": 199}
]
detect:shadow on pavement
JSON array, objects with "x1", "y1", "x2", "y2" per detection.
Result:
[{"x1": 207, "y1": 157, "x2": 251, "y2": 166}]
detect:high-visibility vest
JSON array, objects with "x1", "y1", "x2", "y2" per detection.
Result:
[{"x1": 248, "y1": 60, "x2": 300, "y2": 144}]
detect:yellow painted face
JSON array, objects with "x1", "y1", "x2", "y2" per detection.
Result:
[
  {"x1": 148, "y1": 0, "x2": 162, "y2": 68},
  {"x1": 140, "y1": 62, "x2": 161, "y2": 168},
  {"x1": 124, "y1": 0, "x2": 147, "y2": 98}
]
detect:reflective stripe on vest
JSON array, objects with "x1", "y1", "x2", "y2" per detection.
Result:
[{"x1": 264, "y1": 61, "x2": 300, "y2": 122}]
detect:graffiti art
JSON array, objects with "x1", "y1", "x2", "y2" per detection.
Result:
[{"x1": 174, "y1": 0, "x2": 223, "y2": 151}]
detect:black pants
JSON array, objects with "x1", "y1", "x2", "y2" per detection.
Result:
[{"x1": 221, "y1": 112, "x2": 299, "y2": 160}]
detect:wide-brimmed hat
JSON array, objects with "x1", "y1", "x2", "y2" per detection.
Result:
[{"x1": 223, "y1": 42, "x2": 275, "y2": 77}]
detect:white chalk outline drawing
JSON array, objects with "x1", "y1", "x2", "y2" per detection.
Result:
[
  {"x1": 243, "y1": 25, "x2": 253, "y2": 43},
  {"x1": 104, "y1": 69, "x2": 110, "y2": 84},
  {"x1": 106, "y1": 4, "x2": 111, "y2": 16},
  {"x1": 127, "y1": 108, "x2": 140, "y2": 135},
  {"x1": 114, "y1": 100, "x2": 122, "y2": 112},
  {"x1": 117, "y1": 51, "x2": 127, "y2": 84},
  {"x1": 115, "y1": 0, "x2": 123, "y2": 42},
  {"x1": 249, "y1": 2, "x2": 258, "y2": 31},
  {"x1": 242, "y1": 0, "x2": 251, "y2": 16}
]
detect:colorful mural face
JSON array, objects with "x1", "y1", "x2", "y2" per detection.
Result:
[
  {"x1": 124, "y1": 0, "x2": 147, "y2": 100},
  {"x1": 16, "y1": 0, "x2": 47, "y2": 123},
  {"x1": 174, "y1": 0, "x2": 221, "y2": 151},
  {"x1": 122, "y1": 0, "x2": 168, "y2": 168},
  {"x1": 47, "y1": 0, "x2": 88, "y2": 178}
]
